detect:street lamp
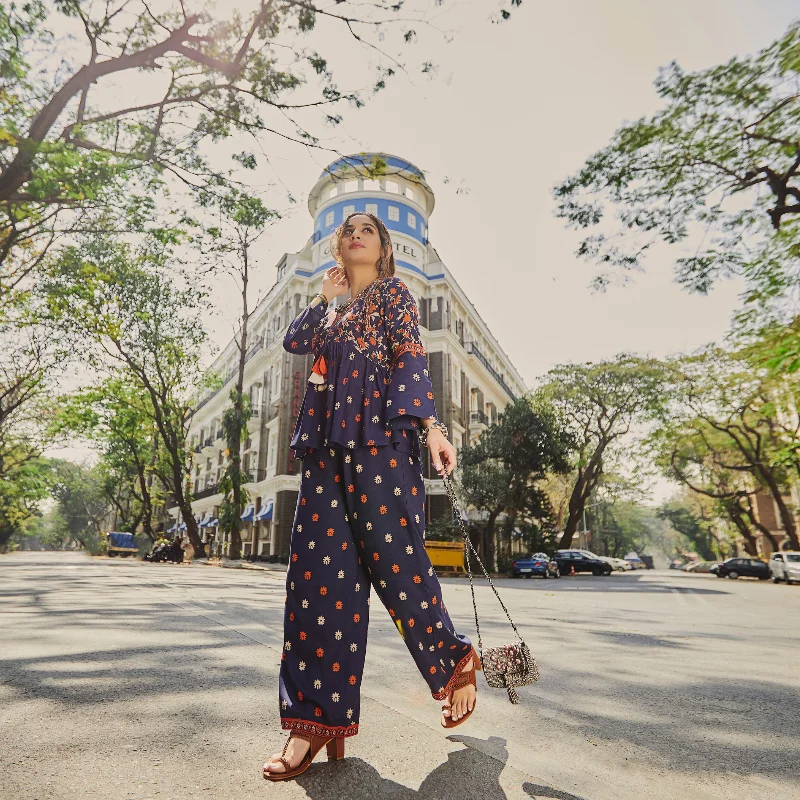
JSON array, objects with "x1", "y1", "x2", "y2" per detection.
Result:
[{"x1": 581, "y1": 500, "x2": 602, "y2": 550}]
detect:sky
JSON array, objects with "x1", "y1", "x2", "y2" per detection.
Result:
[
  {"x1": 198, "y1": 0, "x2": 799, "y2": 387},
  {"x1": 46, "y1": 0, "x2": 800, "y2": 499}
]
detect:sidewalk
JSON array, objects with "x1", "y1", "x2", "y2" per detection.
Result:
[{"x1": 193, "y1": 557, "x2": 288, "y2": 573}]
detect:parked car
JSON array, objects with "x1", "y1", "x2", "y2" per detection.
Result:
[
  {"x1": 624, "y1": 551, "x2": 645, "y2": 570},
  {"x1": 669, "y1": 559, "x2": 686, "y2": 570},
  {"x1": 575, "y1": 550, "x2": 631, "y2": 572},
  {"x1": 710, "y1": 558, "x2": 770, "y2": 580},
  {"x1": 555, "y1": 550, "x2": 612, "y2": 576},
  {"x1": 684, "y1": 560, "x2": 718, "y2": 574},
  {"x1": 512, "y1": 553, "x2": 560, "y2": 579},
  {"x1": 769, "y1": 551, "x2": 800, "y2": 584}
]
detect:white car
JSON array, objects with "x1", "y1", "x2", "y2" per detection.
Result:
[
  {"x1": 577, "y1": 550, "x2": 631, "y2": 572},
  {"x1": 769, "y1": 552, "x2": 800, "y2": 584}
]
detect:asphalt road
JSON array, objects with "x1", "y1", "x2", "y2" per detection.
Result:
[{"x1": 1, "y1": 551, "x2": 798, "y2": 800}]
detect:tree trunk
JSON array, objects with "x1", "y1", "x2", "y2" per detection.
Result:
[
  {"x1": 172, "y1": 456, "x2": 205, "y2": 558},
  {"x1": 726, "y1": 504, "x2": 759, "y2": 556},
  {"x1": 226, "y1": 238, "x2": 251, "y2": 560},
  {"x1": 483, "y1": 511, "x2": 499, "y2": 573},
  {"x1": 559, "y1": 448, "x2": 604, "y2": 549},
  {"x1": 755, "y1": 468, "x2": 800, "y2": 549},
  {"x1": 740, "y1": 495, "x2": 781, "y2": 552}
]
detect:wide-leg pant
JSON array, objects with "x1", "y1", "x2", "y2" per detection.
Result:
[{"x1": 278, "y1": 442, "x2": 472, "y2": 739}]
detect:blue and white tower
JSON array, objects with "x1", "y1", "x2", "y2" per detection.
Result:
[{"x1": 306, "y1": 153, "x2": 440, "y2": 282}]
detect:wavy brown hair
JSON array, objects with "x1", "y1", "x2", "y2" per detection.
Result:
[{"x1": 330, "y1": 211, "x2": 396, "y2": 278}]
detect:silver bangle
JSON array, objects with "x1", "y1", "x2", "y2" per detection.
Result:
[{"x1": 419, "y1": 420, "x2": 447, "y2": 447}]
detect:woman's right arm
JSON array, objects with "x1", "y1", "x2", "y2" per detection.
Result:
[
  {"x1": 283, "y1": 267, "x2": 350, "y2": 354},
  {"x1": 283, "y1": 295, "x2": 329, "y2": 354}
]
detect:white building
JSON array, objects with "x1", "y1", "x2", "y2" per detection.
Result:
[{"x1": 178, "y1": 153, "x2": 526, "y2": 560}]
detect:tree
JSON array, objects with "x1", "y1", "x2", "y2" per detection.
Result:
[
  {"x1": 195, "y1": 188, "x2": 278, "y2": 559},
  {"x1": 457, "y1": 396, "x2": 572, "y2": 571},
  {"x1": 1, "y1": 0, "x2": 524, "y2": 289},
  {"x1": 657, "y1": 492, "x2": 735, "y2": 562},
  {"x1": 538, "y1": 355, "x2": 666, "y2": 550},
  {"x1": 651, "y1": 409, "x2": 780, "y2": 556},
  {"x1": 660, "y1": 347, "x2": 800, "y2": 550},
  {"x1": 46, "y1": 460, "x2": 109, "y2": 553},
  {"x1": 46, "y1": 233, "x2": 210, "y2": 557},
  {"x1": 0, "y1": 449, "x2": 49, "y2": 552},
  {"x1": 553, "y1": 22, "x2": 800, "y2": 348},
  {"x1": 54, "y1": 379, "x2": 164, "y2": 540}
]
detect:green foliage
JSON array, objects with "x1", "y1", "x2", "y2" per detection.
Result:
[
  {"x1": 53, "y1": 379, "x2": 164, "y2": 537},
  {"x1": 45, "y1": 459, "x2": 109, "y2": 553},
  {"x1": 0, "y1": 450, "x2": 49, "y2": 551},
  {"x1": 456, "y1": 396, "x2": 573, "y2": 568},
  {"x1": 657, "y1": 494, "x2": 734, "y2": 561},
  {"x1": 554, "y1": 21, "x2": 800, "y2": 346},
  {"x1": 538, "y1": 355, "x2": 667, "y2": 548},
  {"x1": 44, "y1": 229, "x2": 208, "y2": 552},
  {"x1": 650, "y1": 344, "x2": 800, "y2": 550}
]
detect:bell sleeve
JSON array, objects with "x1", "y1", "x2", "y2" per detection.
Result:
[
  {"x1": 283, "y1": 301, "x2": 328, "y2": 355},
  {"x1": 383, "y1": 278, "x2": 438, "y2": 429}
]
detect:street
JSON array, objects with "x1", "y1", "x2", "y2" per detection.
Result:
[{"x1": 1, "y1": 551, "x2": 798, "y2": 800}]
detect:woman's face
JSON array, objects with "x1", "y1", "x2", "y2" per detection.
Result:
[{"x1": 339, "y1": 215, "x2": 384, "y2": 272}]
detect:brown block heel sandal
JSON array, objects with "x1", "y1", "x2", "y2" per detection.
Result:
[
  {"x1": 264, "y1": 732, "x2": 345, "y2": 781},
  {"x1": 442, "y1": 649, "x2": 482, "y2": 729}
]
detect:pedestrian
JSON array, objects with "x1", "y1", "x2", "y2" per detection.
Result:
[{"x1": 263, "y1": 212, "x2": 480, "y2": 781}]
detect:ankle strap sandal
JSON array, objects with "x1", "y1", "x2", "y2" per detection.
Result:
[
  {"x1": 264, "y1": 731, "x2": 345, "y2": 782},
  {"x1": 441, "y1": 648, "x2": 482, "y2": 729}
]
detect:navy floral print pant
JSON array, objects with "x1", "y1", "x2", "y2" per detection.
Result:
[{"x1": 279, "y1": 442, "x2": 473, "y2": 739}]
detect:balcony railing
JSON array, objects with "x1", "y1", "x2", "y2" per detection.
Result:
[
  {"x1": 244, "y1": 336, "x2": 264, "y2": 365},
  {"x1": 245, "y1": 468, "x2": 265, "y2": 484},
  {"x1": 195, "y1": 483, "x2": 220, "y2": 500},
  {"x1": 464, "y1": 342, "x2": 516, "y2": 400},
  {"x1": 470, "y1": 410, "x2": 489, "y2": 426}
]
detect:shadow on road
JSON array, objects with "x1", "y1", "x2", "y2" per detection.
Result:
[{"x1": 292, "y1": 735, "x2": 588, "y2": 800}]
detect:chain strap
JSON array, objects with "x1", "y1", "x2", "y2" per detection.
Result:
[{"x1": 440, "y1": 471, "x2": 525, "y2": 662}]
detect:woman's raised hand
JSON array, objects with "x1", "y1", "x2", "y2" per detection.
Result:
[{"x1": 321, "y1": 267, "x2": 350, "y2": 302}]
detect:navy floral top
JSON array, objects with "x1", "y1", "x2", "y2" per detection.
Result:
[{"x1": 283, "y1": 277, "x2": 437, "y2": 458}]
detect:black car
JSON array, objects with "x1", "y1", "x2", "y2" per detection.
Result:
[
  {"x1": 554, "y1": 550, "x2": 612, "y2": 576},
  {"x1": 710, "y1": 557, "x2": 770, "y2": 580}
]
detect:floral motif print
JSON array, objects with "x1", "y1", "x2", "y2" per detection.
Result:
[
  {"x1": 278, "y1": 443, "x2": 472, "y2": 739},
  {"x1": 283, "y1": 277, "x2": 437, "y2": 457}
]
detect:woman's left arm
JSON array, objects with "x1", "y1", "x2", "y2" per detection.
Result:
[{"x1": 384, "y1": 279, "x2": 457, "y2": 475}]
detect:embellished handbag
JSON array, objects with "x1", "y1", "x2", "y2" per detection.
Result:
[{"x1": 441, "y1": 471, "x2": 540, "y2": 704}]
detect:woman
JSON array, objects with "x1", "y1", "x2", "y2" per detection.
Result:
[{"x1": 264, "y1": 212, "x2": 479, "y2": 781}]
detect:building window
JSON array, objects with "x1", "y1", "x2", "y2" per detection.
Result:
[
  {"x1": 268, "y1": 439, "x2": 276, "y2": 467},
  {"x1": 453, "y1": 431, "x2": 463, "y2": 451},
  {"x1": 365, "y1": 203, "x2": 378, "y2": 215},
  {"x1": 345, "y1": 180, "x2": 359, "y2": 193},
  {"x1": 328, "y1": 186, "x2": 337, "y2": 199},
  {"x1": 343, "y1": 205, "x2": 355, "y2": 218},
  {"x1": 451, "y1": 361, "x2": 461, "y2": 406},
  {"x1": 386, "y1": 181, "x2": 399, "y2": 194},
  {"x1": 325, "y1": 210, "x2": 334, "y2": 227},
  {"x1": 407, "y1": 212, "x2": 416, "y2": 229},
  {"x1": 405, "y1": 186, "x2": 415, "y2": 201},
  {"x1": 388, "y1": 206, "x2": 400, "y2": 222},
  {"x1": 363, "y1": 180, "x2": 380, "y2": 192},
  {"x1": 272, "y1": 364, "x2": 281, "y2": 396}
]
